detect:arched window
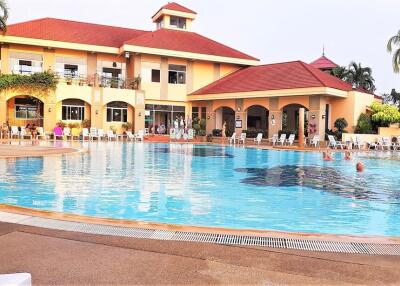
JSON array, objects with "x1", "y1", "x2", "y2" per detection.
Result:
[{"x1": 107, "y1": 101, "x2": 128, "y2": 122}]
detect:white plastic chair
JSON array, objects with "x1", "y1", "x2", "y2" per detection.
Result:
[
  {"x1": 353, "y1": 136, "x2": 364, "y2": 149},
  {"x1": 268, "y1": 134, "x2": 278, "y2": 146},
  {"x1": 20, "y1": 127, "x2": 32, "y2": 140},
  {"x1": 11, "y1": 126, "x2": 19, "y2": 139},
  {"x1": 188, "y1": 129, "x2": 194, "y2": 140},
  {"x1": 310, "y1": 135, "x2": 320, "y2": 148},
  {"x1": 82, "y1": 128, "x2": 90, "y2": 141},
  {"x1": 380, "y1": 137, "x2": 392, "y2": 151},
  {"x1": 135, "y1": 130, "x2": 144, "y2": 142},
  {"x1": 238, "y1": 133, "x2": 247, "y2": 145},
  {"x1": 286, "y1": 134, "x2": 295, "y2": 146},
  {"x1": 278, "y1": 134, "x2": 287, "y2": 146},
  {"x1": 36, "y1": 127, "x2": 46, "y2": 140},
  {"x1": 63, "y1": 127, "x2": 72, "y2": 140},
  {"x1": 107, "y1": 130, "x2": 116, "y2": 141},
  {"x1": 328, "y1": 135, "x2": 345, "y2": 149},
  {"x1": 229, "y1": 132, "x2": 236, "y2": 145},
  {"x1": 89, "y1": 127, "x2": 99, "y2": 141},
  {"x1": 254, "y1": 133, "x2": 263, "y2": 145}
]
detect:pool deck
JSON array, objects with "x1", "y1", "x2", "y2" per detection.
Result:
[
  {"x1": 1, "y1": 221, "x2": 400, "y2": 285},
  {"x1": 0, "y1": 143, "x2": 78, "y2": 158}
]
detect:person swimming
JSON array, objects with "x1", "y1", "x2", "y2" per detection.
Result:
[
  {"x1": 356, "y1": 162, "x2": 364, "y2": 172},
  {"x1": 344, "y1": 151, "x2": 351, "y2": 160},
  {"x1": 323, "y1": 150, "x2": 333, "y2": 161}
]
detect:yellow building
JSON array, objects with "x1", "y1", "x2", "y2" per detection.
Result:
[{"x1": 0, "y1": 2, "x2": 374, "y2": 137}]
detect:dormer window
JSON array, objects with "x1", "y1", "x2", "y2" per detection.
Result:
[{"x1": 170, "y1": 16, "x2": 186, "y2": 29}]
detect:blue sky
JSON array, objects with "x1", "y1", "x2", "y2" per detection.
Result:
[{"x1": 7, "y1": 0, "x2": 400, "y2": 94}]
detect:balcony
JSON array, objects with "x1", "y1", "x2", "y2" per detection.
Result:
[
  {"x1": 12, "y1": 65, "x2": 43, "y2": 75},
  {"x1": 56, "y1": 73, "x2": 141, "y2": 90}
]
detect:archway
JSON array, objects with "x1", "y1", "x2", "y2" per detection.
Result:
[
  {"x1": 215, "y1": 106, "x2": 235, "y2": 136},
  {"x1": 281, "y1": 104, "x2": 309, "y2": 137},
  {"x1": 103, "y1": 101, "x2": 135, "y2": 133},
  {"x1": 246, "y1": 105, "x2": 269, "y2": 132},
  {"x1": 6, "y1": 96, "x2": 44, "y2": 127}
]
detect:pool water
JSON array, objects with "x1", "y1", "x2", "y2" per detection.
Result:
[{"x1": 0, "y1": 142, "x2": 400, "y2": 236}]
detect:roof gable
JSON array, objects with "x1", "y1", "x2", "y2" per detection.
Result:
[
  {"x1": 310, "y1": 55, "x2": 338, "y2": 70},
  {"x1": 160, "y1": 2, "x2": 197, "y2": 14},
  {"x1": 191, "y1": 61, "x2": 354, "y2": 95}
]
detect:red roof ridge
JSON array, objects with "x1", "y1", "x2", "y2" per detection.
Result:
[
  {"x1": 152, "y1": 2, "x2": 197, "y2": 19},
  {"x1": 298, "y1": 61, "x2": 328, "y2": 87}
]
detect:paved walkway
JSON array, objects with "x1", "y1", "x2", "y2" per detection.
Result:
[{"x1": 0, "y1": 222, "x2": 400, "y2": 285}]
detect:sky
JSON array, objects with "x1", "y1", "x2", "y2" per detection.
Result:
[{"x1": 6, "y1": 0, "x2": 400, "y2": 94}]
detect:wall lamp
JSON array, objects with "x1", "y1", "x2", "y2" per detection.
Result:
[
  {"x1": 138, "y1": 112, "x2": 142, "y2": 117},
  {"x1": 48, "y1": 107, "x2": 52, "y2": 113},
  {"x1": 311, "y1": 114, "x2": 316, "y2": 120},
  {"x1": 96, "y1": 110, "x2": 99, "y2": 115},
  {"x1": 237, "y1": 107, "x2": 241, "y2": 112},
  {"x1": 322, "y1": 115, "x2": 326, "y2": 119},
  {"x1": 271, "y1": 115, "x2": 275, "y2": 120}
]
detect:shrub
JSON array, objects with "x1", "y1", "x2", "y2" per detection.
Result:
[
  {"x1": 81, "y1": 119, "x2": 91, "y2": 128},
  {"x1": 57, "y1": 121, "x2": 67, "y2": 128},
  {"x1": 212, "y1": 129, "x2": 222, "y2": 137},
  {"x1": 198, "y1": 130, "x2": 207, "y2": 136},
  {"x1": 193, "y1": 123, "x2": 201, "y2": 133},
  {"x1": 334, "y1": 118, "x2": 348, "y2": 132},
  {"x1": 243, "y1": 128, "x2": 268, "y2": 138},
  {"x1": 0, "y1": 71, "x2": 58, "y2": 92},
  {"x1": 68, "y1": 122, "x2": 80, "y2": 129},
  {"x1": 199, "y1": 119, "x2": 206, "y2": 131},
  {"x1": 355, "y1": 113, "x2": 374, "y2": 134},
  {"x1": 370, "y1": 102, "x2": 400, "y2": 127},
  {"x1": 121, "y1": 122, "x2": 132, "y2": 131}
]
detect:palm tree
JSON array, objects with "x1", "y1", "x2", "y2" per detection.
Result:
[
  {"x1": 383, "y1": 89, "x2": 400, "y2": 108},
  {"x1": 345, "y1": 62, "x2": 376, "y2": 92},
  {"x1": 330, "y1": 66, "x2": 348, "y2": 81},
  {"x1": 387, "y1": 30, "x2": 400, "y2": 73},
  {"x1": 0, "y1": 0, "x2": 8, "y2": 32}
]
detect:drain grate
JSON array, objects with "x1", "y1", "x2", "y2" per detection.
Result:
[{"x1": 1, "y1": 211, "x2": 400, "y2": 256}]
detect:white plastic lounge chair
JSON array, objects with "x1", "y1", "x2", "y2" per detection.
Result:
[
  {"x1": 254, "y1": 133, "x2": 263, "y2": 145},
  {"x1": 229, "y1": 133, "x2": 236, "y2": 145},
  {"x1": 82, "y1": 128, "x2": 90, "y2": 141},
  {"x1": 20, "y1": 127, "x2": 32, "y2": 140},
  {"x1": 353, "y1": 136, "x2": 365, "y2": 150},
  {"x1": 135, "y1": 130, "x2": 144, "y2": 142},
  {"x1": 286, "y1": 134, "x2": 295, "y2": 146},
  {"x1": 310, "y1": 135, "x2": 320, "y2": 148},
  {"x1": 63, "y1": 127, "x2": 72, "y2": 140},
  {"x1": 380, "y1": 137, "x2": 392, "y2": 151},
  {"x1": 278, "y1": 134, "x2": 287, "y2": 146},
  {"x1": 107, "y1": 130, "x2": 116, "y2": 141},
  {"x1": 126, "y1": 131, "x2": 135, "y2": 141},
  {"x1": 238, "y1": 133, "x2": 247, "y2": 145},
  {"x1": 170, "y1": 129, "x2": 176, "y2": 140},
  {"x1": 36, "y1": 127, "x2": 46, "y2": 140},
  {"x1": 89, "y1": 127, "x2": 99, "y2": 141},
  {"x1": 368, "y1": 139, "x2": 379, "y2": 150},
  {"x1": 268, "y1": 134, "x2": 278, "y2": 146},
  {"x1": 328, "y1": 135, "x2": 345, "y2": 149},
  {"x1": 0, "y1": 273, "x2": 32, "y2": 286},
  {"x1": 11, "y1": 126, "x2": 19, "y2": 139},
  {"x1": 97, "y1": 129, "x2": 105, "y2": 141}
]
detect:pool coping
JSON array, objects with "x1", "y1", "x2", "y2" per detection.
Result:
[{"x1": 1, "y1": 205, "x2": 400, "y2": 256}]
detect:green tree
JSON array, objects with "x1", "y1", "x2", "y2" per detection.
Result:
[
  {"x1": 330, "y1": 66, "x2": 348, "y2": 80},
  {"x1": 0, "y1": 0, "x2": 8, "y2": 32},
  {"x1": 383, "y1": 88, "x2": 400, "y2": 108},
  {"x1": 370, "y1": 102, "x2": 400, "y2": 127},
  {"x1": 345, "y1": 62, "x2": 375, "y2": 92},
  {"x1": 387, "y1": 30, "x2": 400, "y2": 73}
]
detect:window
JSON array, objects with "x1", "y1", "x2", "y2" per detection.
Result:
[
  {"x1": 64, "y1": 64, "x2": 79, "y2": 77},
  {"x1": 168, "y1": 65, "x2": 186, "y2": 84},
  {"x1": 62, "y1": 99, "x2": 85, "y2": 121},
  {"x1": 151, "y1": 69, "x2": 161, "y2": 83},
  {"x1": 102, "y1": 68, "x2": 123, "y2": 88},
  {"x1": 170, "y1": 16, "x2": 186, "y2": 29},
  {"x1": 14, "y1": 98, "x2": 39, "y2": 119},
  {"x1": 192, "y1": 107, "x2": 199, "y2": 120},
  {"x1": 107, "y1": 102, "x2": 128, "y2": 122},
  {"x1": 201, "y1": 107, "x2": 207, "y2": 120}
]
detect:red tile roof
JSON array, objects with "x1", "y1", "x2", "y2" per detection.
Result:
[
  {"x1": 6, "y1": 18, "x2": 148, "y2": 47},
  {"x1": 191, "y1": 61, "x2": 354, "y2": 95},
  {"x1": 310, "y1": 55, "x2": 338, "y2": 70},
  {"x1": 124, "y1": 28, "x2": 258, "y2": 61},
  {"x1": 158, "y1": 2, "x2": 197, "y2": 15}
]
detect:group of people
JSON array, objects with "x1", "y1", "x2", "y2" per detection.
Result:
[
  {"x1": 323, "y1": 150, "x2": 364, "y2": 172},
  {"x1": 0, "y1": 122, "x2": 42, "y2": 139}
]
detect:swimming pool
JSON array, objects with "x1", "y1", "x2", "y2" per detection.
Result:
[{"x1": 0, "y1": 142, "x2": 399, "y2": 237}]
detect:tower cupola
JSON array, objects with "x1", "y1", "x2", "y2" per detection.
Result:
[{"x1": 152, "y1": 2, "x2": 197, "y2": 31}]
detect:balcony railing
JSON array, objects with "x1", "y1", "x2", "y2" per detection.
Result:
[{"x1": 12, "y1": 65, "x2": 43, "y2": 75}]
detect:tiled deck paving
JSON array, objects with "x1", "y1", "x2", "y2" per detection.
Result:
[{"x1": 0, "y1": 222, "x2": 400, "y2": 285}]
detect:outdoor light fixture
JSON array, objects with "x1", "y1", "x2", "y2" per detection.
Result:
[
  {"x1": 125, "y1": 52, "x2": 130, "y2": 59},
  {"x1": 237, "y1": 107, "x2": 241, "y2": 112},
  {"x1": 48, "y1": 108, "x2": 52, "y2": 113},
  {"x1": 322, "y1": 115, "x2": 326, "y2": 119},
  {"x1": 207, "y1": 116, "x2": 210, "y2": 120},
  {"x1": 96, "y1": 110, "x2": 99, "y2": 115},
  {"x1": 271, "y1": 115, "x2": 275, "y2": 120},
  {"x1": 311, "y1": 114, "x2": 316, "y2": 120},
  {"x1": 138, "y1": 112, "x2": 142, "y2": 117}
]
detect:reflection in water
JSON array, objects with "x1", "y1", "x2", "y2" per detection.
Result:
[
  {"x1": 235, "y1": 166, "x2": 381, "y2": 201},
  {"x1": 154, "y1": 145, "x2": 234, "y2": 158}
]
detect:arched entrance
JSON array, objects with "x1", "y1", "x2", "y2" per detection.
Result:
[
  {"x1": 281, "y1": 104, "x2": 309, "y2": 136},
  {"x1": 103, "y1": 101, "x2": 135, "y2": 133},
  {"x1": 246, "y1": 105, "x2": 269, "y2": 132},
  {"x1": 6, "y1": 96, "x2": 44, "y2": 127},
  {"x1": 215, "y1": 106, "x2": 235, "y2": 136}
]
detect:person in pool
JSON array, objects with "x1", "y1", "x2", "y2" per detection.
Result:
[
  {"x1": 344, "y1": 151, "x2": 351, "y2": 160},
  {"x1": 323, "y1": 150, "x2": 333, "y2": 161}
]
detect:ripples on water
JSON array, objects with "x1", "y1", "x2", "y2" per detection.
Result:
[{"x1": 0, "y1": 142, "x2": 399, "y2": 236}]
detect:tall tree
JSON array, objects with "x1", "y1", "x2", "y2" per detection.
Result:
[
  {"x1": 0, "y1": 0, "x2": 8, "y2": 32},
  {"x1": 383, "y1": 88, "x2": 400, "y2": 108},
  {"x1": 345, "y1": 62, "x2": 376, "y2": 92},
  {"x1": 330, "y1": 66, "x2": 348, "y2": 81},
  {"x1": 387, "y1": 30, "x2": 400, "y2": 73}
]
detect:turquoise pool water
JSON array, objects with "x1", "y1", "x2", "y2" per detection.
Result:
[{"x1": 0, "y1": 142, "x2": 399, "y2": 236}]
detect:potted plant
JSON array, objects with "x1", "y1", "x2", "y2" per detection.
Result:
[
  {"x1": 81, "y1": 119, "x2": 91, "y2": 129},
  {"x1": 121, "y1": 122, "x2": 132, "y2": 134}
]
